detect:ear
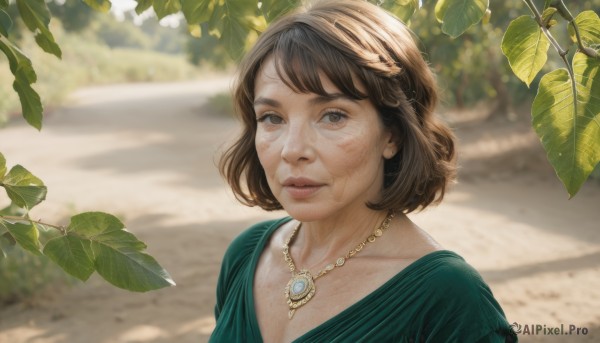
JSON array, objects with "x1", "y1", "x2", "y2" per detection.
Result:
[{"x1": 382, "y1": 131, "x2": 398, "y2": 160}]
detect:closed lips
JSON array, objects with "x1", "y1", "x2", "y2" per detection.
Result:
[{"x1": 282, "y1": 178, "x2": 324, "y2": 187}]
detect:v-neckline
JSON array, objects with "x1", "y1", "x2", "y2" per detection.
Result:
[{"x1": 246, "y1": 217, "x2": 456, "y2": 343}]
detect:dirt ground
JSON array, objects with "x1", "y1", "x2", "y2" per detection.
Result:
[{"x1": 0, "y1": 77, "x2": 598, "y2": 342}]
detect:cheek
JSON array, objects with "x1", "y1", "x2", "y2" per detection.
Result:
[
  {"x1": 255, "y1": 131, "x2": 278, "y2": 173},
  {"x1": 328, "y1": 128, "x2": 383, "y2": 177}
]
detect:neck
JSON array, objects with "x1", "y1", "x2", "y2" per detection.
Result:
[{"x1": 290, "y1": 208, "x2": 392, "y2": 271}]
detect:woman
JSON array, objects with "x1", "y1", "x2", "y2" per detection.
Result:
[{"x1": 211, "y1": 0, "x2": 517, "y2": 342}]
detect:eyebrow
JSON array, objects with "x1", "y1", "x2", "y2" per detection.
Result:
[
  {"x1": 253, "y1": 93, "x2": 359, "y2": 108},
  {"x1": 253, "y1": 97, "x2": 281, "y2": 108}
]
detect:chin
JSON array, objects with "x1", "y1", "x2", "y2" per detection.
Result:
[{"x1": 280, "y1": 203, "x2": 331, "y2": 223}]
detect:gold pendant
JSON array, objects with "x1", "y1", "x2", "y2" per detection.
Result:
[{"x1": 284, "y1": 270, "x2": 315, "y2": 319}]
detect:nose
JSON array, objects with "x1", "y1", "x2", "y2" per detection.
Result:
[{"x1": 281, "y1": 121, "x2": 315, "y2": 164}]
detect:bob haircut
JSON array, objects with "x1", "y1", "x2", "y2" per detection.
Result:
[{"x1": 220, "y1": 0, "x2": 456, "y2": 213}]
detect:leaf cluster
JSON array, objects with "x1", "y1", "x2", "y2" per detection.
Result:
[
  {"x1": 377, "y1": 1, "x2": 599, "y2": 196},
  {"x1": 1, "y1": 0, "x2": 62, "y2": 130},
  {"x1": 500, "y1": 1, "x2": 600, "y2": 197},
  {"x1": 0, "y1": 152, "x2": 175, "y2": 292}
]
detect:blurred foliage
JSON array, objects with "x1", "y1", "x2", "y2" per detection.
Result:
[
  {"x1": 410, "y1": 0, "x2": 600, "y2": 114},
  {"x1": 205, "y1": 91, "x2": 235, "y2": 117},
  {"x1": 49, "y1": 0, "x2": 187, "y2": 53},
  {"x1": 92, "y1": 13, "x2": 154, "y2": 50},
  {"x1": 0, "y1": 230, "x2": 75, "y2": 306},
  {"x1": 0, "y1": 3, "x2": 198, "y2": 124},
  {"x1": 186, "y1": 23, "x2": 233, "y2": 68},
  {"x1": 47, "y1": 0, "x2": 94, "y2": 32}
]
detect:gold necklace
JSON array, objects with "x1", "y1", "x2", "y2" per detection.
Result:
[{"x1": 282, "y1": 211, "x2": 395, "y2": 319}]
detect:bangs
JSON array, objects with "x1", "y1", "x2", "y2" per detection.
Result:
[{"x1": 270, "y1": 24, "x2": 368, "y2": 101}]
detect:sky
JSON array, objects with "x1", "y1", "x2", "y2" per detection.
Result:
[{"x1": 109, "y1": 0, "x2": 183, "y2": 28}]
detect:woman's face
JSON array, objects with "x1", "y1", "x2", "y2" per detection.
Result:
[{"x1": 253, "y1": 58, "x2": 396, "y2": 221}]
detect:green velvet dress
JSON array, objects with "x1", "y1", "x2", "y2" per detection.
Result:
[{"x1": 209, "y1": 218, "x2": 518, "y2": 342}]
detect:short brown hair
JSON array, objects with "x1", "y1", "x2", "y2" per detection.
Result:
[{"x1": 219, "y1": 0, "x2": 456, "y2": 213}]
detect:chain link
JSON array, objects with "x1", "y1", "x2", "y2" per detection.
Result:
[{"x1": 282, "y1": 211, "x2": 395, "y2": 280}]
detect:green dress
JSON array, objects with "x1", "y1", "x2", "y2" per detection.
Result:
[{"x1": 210, "y1": 218, "x2": 518, "y2": 342}]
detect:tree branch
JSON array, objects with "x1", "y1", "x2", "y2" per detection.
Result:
[
  {"x1": 523, "y1": 0, "x2": 568, "y2": 57},
  {"x1": 551, "y1": 0, "x2": 600, "y2": 58},
  {"x1": 522, "y1": 0, "x2": 578, "y2": 153},
  {"x1": 0, "y1": 215, "x2": 66, "y2": 234}
]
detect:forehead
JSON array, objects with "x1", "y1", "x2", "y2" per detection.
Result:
[
  {"x1": 255, "y1": 57, "x2": 340, "y2": 96},
  {"x1": 254, "y1": 55, "x2": 367, "y2": 100}
]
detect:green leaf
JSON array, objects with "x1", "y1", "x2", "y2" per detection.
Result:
[
  {"x1": 0, "y1": 0, "x2": 8, "y2": 8},
  {"x1": 481, "y1": 8, "x2": 491, "y2": 25},
  {"x1": 68, "y1": 212, "x2": 175, "y2": 292},
  {"x1": 67, "y1": 211, "x2": 125, "y2": 237},
  {"x1": 187, "y1": 24, "x2": 201, "y2": 37},
  {"x1": 91, "y1": 231, "x2": 173, "y2": 292},
  {"x1": 1, "y1": 230, "x2": 15, "y2": 245},
  {"x1": 501, "y1": 15, "x2": 550, "y2": 87},
  {"x1": 1, "y1": 165, "x2": 47, "y2": 209},
  {"x1": 0, "y1": 225, "x2": 16, "y2": 260},
  {"x1": 434, "y1": 0, "x2": 488, "y2": 38},
  {"x1": 181, "y1": 0, "x2": 213, "y2": 24},
  {"x1": 0, "y1": 237, "x2": 9, "y2": 259},
  {"x1": 261, "y1": 0, "x2": 299, "y2": 22},
  {"x1": 13, "y1": 78, "x2": 43, "y2": 129},
  {"x1": 221, "y1": 14, "x2": 248, "y2": 60},
  {"x1": 380, "y1": 0, "x2": 420, "y2": 23},
  {"x1": 541, "y1": 7, "x2": 557, "y2": 28},
  {"x1": 0, "y1": 152, "x2": 6, "y2": 179},
  {"x1": 33, "y1": 29, "x2": 61, "y2": 57},
  {"x1": 82, "y1": 0, "x2": 111, "y2": 13},
  {"x1": 0, "y1": 36, "x2": 36, "y2": 83},
  {"x1": 135, "y1": 0, "x2": 153, "y2": 14},
  {"x1": 0, "y1": 203, "x2": 27, "y2": 217},
  {"x1": 0, "y1": 9, "x2": 12, "y2": 37},
  {"x1": 16, "y1": 0, "x2": 49, "y2": 31},
  {"x1": 0, "y1": 231, "x2": 13, "y2": 259},
  {"x1": 218, "y1": 0, "x2": 259, "y2": 59},
  {"x1": 0, "y1": 35, "x2": 43, "y2": 129},
  {"x1": 44, "y1": 234, "x2": 95, "y2": 281},
  {"x1": 15, "y1": 0, "x2": 62, "y2": 58},
  {"x1": 0, "y1": 220, "x2": 41, "y2": 255},
  {"x1": 568, "y1": 11, "x2": 600, "y2": 45},
  {"x1": 207, "y1": 3, "x2": 224, "y2": 36},
  {"x1": 532, "y1": 52, "x2": 600, "y2": 197},
  {"x1": 153, "y1": 0, "x2": 181, "y2": 20}
]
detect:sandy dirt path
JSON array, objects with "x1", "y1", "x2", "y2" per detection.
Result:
[{"x1": 0, "y1": 78, "x2": 599, "y2": 342}]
